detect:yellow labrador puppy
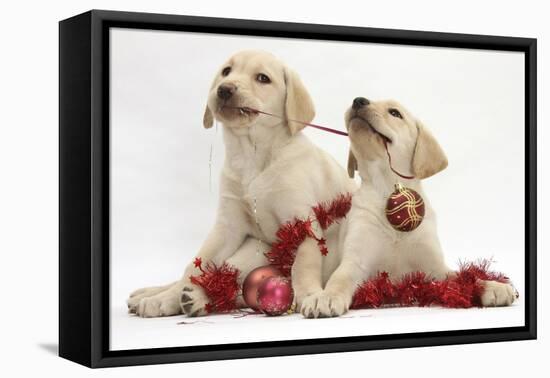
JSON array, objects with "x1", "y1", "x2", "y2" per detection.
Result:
[
  {"x1": 300, "y1": 97, "x2": 516, "y2": 318},
  {"x1": 127, "y1": 50, "x2": 356, "y2": 317}
]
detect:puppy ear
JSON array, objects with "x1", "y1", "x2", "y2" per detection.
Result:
[
  {"x1": 203, "y1": 75, "x2": 219, "y2": 129},
  {"x1": 412, "y1": 121, "x2": 448, "y2": 179},
  {"x1": 203, "y1": 105, "x2": 214, "y2": 129},
  {"x1": 347, "y1": 149, "x2": 358, "y2": 178},
  {"x1": 284, "y1": 67, "x2": 315, "y2": 135}
]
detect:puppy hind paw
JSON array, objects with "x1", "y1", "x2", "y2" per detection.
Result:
[
  {"x1": 135, "y1": 290, "x2": 183, "y2": 318},
  {"x1": 127, "y1": 292, "x2": 148, "y2": 314},
  {"x1": 127, "y1": 284, "x2": 173, "y2": 313},
  {"x1": 129, "y1": 287, "x2": 150, "y2": 298},
  {"x1": 127, "y1": 301, "x2": 138, "y2": 314},
  {"x1": 180, "y1": 285, "x2": 209, "y2": 317}
]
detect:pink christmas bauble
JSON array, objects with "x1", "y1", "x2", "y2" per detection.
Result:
[
  {"x1": 242, "y1": 265, "x2": 281, "y2": 310},
  {"x1": 257, "y1": 276, "x2": 294, "y2": 316}
]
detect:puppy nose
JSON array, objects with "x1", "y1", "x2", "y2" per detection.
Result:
[
  {"x1": 217, "y1": 84, "x2": 236, "y2": 100},
  {"x1": 352, "y1": 97, "x2": 370, "y2": 110}
]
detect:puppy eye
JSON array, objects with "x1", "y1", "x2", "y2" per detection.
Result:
[
  {"x1": 388, "y1": 108, "x2": 403, "y2": 119},
  {"x1": 221, "y1": 67, "x2": 231, "y2": 76},
  {"x1": 256, "y1": 73, "x2": 271, "y2": 83}
]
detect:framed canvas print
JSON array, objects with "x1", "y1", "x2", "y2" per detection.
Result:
[{"x1": 59, "y1": 10, "x2": 537, "y2": 368}]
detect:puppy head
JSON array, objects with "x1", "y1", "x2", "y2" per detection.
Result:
[
  {"x1": 345, "y1": 98, "x2": 447, "y2": 179},
  {"x1": 203, "y1": 50, "x2": 314, "y2": 135}
]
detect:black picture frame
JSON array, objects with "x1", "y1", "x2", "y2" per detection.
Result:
[{"x1": 59, "y1": 9, "x2": 537, "y2": 368}]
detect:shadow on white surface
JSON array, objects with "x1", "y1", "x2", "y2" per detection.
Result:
[{"x1": 37, "y1": 343, "x2": 58, "y2": 356}]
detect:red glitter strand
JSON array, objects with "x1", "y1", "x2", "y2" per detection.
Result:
[
  {"x1": 350, "y1": 271, "x2": 396, "y2": 308},
  {"x1": 317, "y1": 238, "x2": 329, "y2": 256},
  {"x1": 312, "y1": 193, "x2": 353, "y2": 230},
  {"x1": 265, "y1": 193, "x2": 353, "y2": 276},
  {"x1": 351, "y1": 259, "x2": 512, "y2": 309},
  {"x1": 189, "y1": 259, "x2": 241, "y2": 313},
  {"x1": 265, "y1": 218, "x2": 316, "y2": 276}
]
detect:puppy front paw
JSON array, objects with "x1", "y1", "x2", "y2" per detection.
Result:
[
  {"x1": 180, "y1": 285, "x2": 209, "y2": 317},
  {"x1": 299, "y1": 292, "x2": 322, "y2": 318},
  {"x1": 135, "y1": 289, "x2": 182, "y2": 317},
  {"x1": 300, "y1": 292, "x2": 350, "y2": 318},
  {"x1": 480, "y1": 280, "x2": 517, "y2": 307}
]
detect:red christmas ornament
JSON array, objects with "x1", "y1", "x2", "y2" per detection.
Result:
[
  {"x1": 385, "y1": 183, "x2": 425, "y2": 232},
  {"x1": 257, "y1": 276, "x2": 294, "y2": 316},
  {"x1": 242, "y1": 265, "x2": 282, "y2": 310}
]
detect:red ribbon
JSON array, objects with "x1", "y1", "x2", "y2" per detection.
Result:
[
  {"x1": 251, "y1": 108, "x2": 350, "y2": 136},
  {"x1": 383, "y1": 139, "x2": 415, "y2": 180},
  {"x1": 243, "y1": 107, "x2": 415, "y2": 180}
]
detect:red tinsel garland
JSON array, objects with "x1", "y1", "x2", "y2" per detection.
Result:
[
  {"x1": 312, "y1": 193, "x2": 354, "y2": 230},
  {"x1": 351, "y1": 259, "x2": 511, "y2": 309},
  {"x1": 189, "y1": 257, "x2": 241, "y2": 313},
  {"x1": 265, "y1": 193, "x2": 353, "y2": 276},
  {"x1": 189, "y1": 193, "x2": 514, "y2": 314}
]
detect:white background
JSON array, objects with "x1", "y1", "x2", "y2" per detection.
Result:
[
  {"x1": 110, "y1": 28, "x2": 525, "y2": 350},
  {"x1": 0, "y1": 0, "x2": 547, "y2": 376}
]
